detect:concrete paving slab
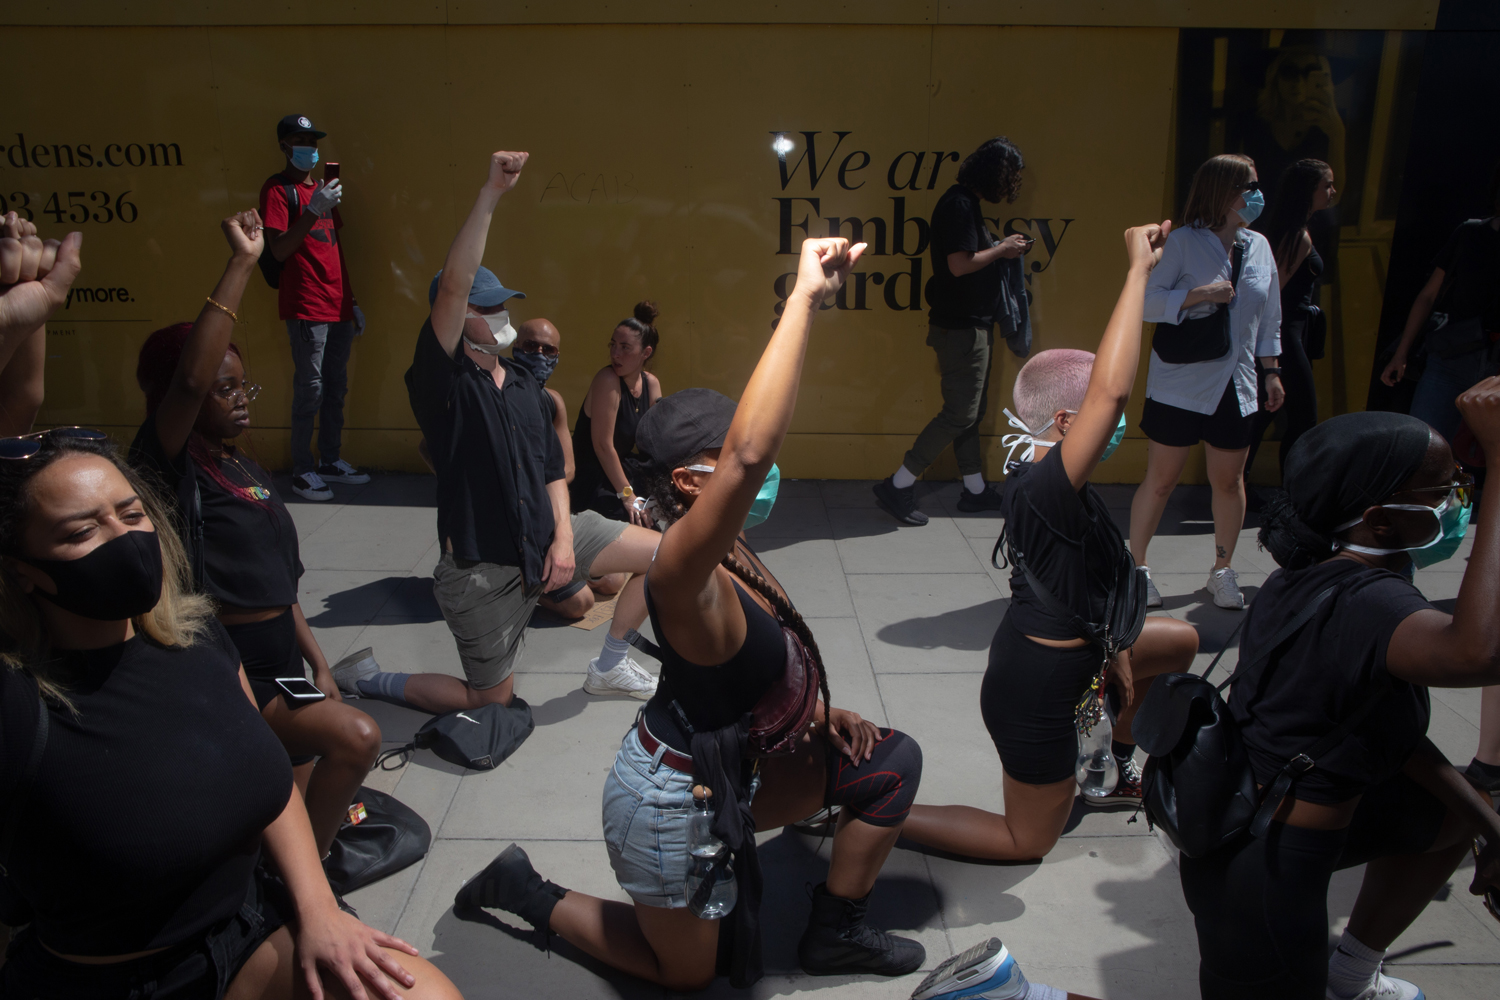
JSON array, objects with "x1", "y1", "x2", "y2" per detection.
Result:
[
  {"x1": 849, "y1": 573, "x2": 1002, "y2": 674},
  {"x1": 285, "y1": 498, "x2": 344, "y2": 540},
  {"x1": 299, "y1": 569, "x2": 404, "y2": 625},
  {"x1": 804, "y1": 616, "x2": 886, "y2": 727},
  {"x1": 756, "y1": 539, "x2": 854, "y2": 618},
  {"x1": 834, "y1": 511, "x2": 982, "y2": 575},
  {"x1": 746, "y1": 496, "x2": 832, "y2": 540},
  {"x1": 299, "y1": 505, "x2": 442, "y2": 572}
]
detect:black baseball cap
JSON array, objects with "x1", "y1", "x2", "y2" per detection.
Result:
[
  {"x1": 276, "y1": 114, "x2": 327, "y2": 141},
  {"x1": 636, "y1": 388, "x2": 738, "y2": 470}
]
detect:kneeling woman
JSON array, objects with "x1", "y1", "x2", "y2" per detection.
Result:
[
  {"x1": 0, "y1": 432, "x2": 459, "y2": 999},
  {"x1": 453, "y1": 239, "x2": 928, "y2": 991},
  {"x1": 902, "y1": 222, "x2": 1201, "y2": 862},
  {"x1": 1181, "y1": 402, "x2": 1500, "y2": 1000},
  {"x1": 130, "y1": 211, "x2": 381, "y2": 857}
]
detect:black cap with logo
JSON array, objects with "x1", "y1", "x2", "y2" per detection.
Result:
[{"x1": 276, "y1": 114, "x2": 327, "y2": 141}]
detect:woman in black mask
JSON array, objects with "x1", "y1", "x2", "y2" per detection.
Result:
[
  {"x1": 1179, "y1": 386, "x2": 1500, "y2": 999},
  {"x1": 0, "y1": 431, "x2": 462, "y2": 999}
]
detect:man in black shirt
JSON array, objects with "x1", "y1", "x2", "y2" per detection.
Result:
[
  {"x1": 340, "y1": 150, "x2": 662, "y2": 713},
  {"x1": 873, "y1": 136, "x2": 1033, "y2": 525}
]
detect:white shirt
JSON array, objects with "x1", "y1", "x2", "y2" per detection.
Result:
[{"x1": 1144, "y1": 225, "x2": 1281, "y2": 417}]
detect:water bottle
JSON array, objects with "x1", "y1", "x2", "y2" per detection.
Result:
[
  {"x1": 684, "y1": 787, "x2": 737, "y2": 919},
  {"x1": 1075, "y1": 710, "x2": 1119, "y2": 801}
]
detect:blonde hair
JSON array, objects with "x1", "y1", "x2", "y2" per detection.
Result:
[
  {"x1": 0, "y1": 438, "x2": 213, "y2": 707},
  {"x1": 1182, "y1": 154, "x2": 1255, "y2": 230}
]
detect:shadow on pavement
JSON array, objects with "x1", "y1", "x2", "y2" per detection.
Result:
[
  {"x1": 876, "y1": 599, "x2": 1008, "y2": 651},
  {"x1": 305, "y1": 575, "x2": 442, "y2": 626}
]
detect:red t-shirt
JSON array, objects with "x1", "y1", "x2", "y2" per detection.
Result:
[{"x1": 258, "y1": 174, "x2": 353, "y2": 322}]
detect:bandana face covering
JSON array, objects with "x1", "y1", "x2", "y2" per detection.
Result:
[
  {"x1": 511, "y1": 349, "x2": 559, "y2": 385},
  {"x1": 21, "y1": 529, "x2": 164, "y2": 621},
  {"x1": 463, "y1": 310, "x2": 518, "y2": 354}
]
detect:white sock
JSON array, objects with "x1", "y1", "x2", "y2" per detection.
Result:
[
  {"x1": 963, "y1": 473, "x2": 986, "y2": 494},
  {"x1": 1327, "y1": 930, "x2": 1384, "y2": 998},
  {"x1": 1021, "y1": 984, "x2": 1065, "y2": 1000},
  {"x1": 595, "y1": 632, "x2": 631, "y2": 674},
  {"x1": 891, "y1": 466, "x2": 917, "y2": 489}
]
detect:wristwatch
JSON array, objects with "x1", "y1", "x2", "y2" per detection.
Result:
[{"x1": 618, "y1": 486, "x2": 636, "y2": 502}]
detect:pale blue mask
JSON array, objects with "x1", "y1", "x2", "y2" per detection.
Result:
[
  {"x1": 1100, "y1": 414, "x2": 1128, "y2": 461},
  {"x1": 1337, "y1": 492, "x2": 1470, "y2": 569},
  {"x1": 685, "y1": 461, "x2": 781, "y2": 530},
  {"x1": 289, "y1": 145, "x2": 319, "y2": 171},
  {"x1": 1236, "y1": 188, "x2": 1265, "y2": 225}
]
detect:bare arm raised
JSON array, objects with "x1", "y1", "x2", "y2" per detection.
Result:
[{"x1": 431, "y1": 152, "x2": 527, "y2": 356}]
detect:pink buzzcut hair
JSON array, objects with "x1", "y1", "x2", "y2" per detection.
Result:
[{"x1": 1013, "y1": 349, "x2": 1095, "y2": 433}]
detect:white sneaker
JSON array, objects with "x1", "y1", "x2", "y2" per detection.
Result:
[
  {"x1": 1330, "y1": 970, "x2": 1425, "y2": 1000},
  {"x1": 584, "y1": 655, "x2": 657, "y2": 700},
  {"x1": 330, "y1": 647, "x2": 379, "y2": 698},
  {"x1": 317, "y1": 459, "x2": 371, "y2": 485},
  {"x1": 291, "y1": 471, "x2": 334, "y2": 501},
  {"x1": 1206, "y1": 566, "x2": 1245, "y2": 610},
  {"x1": 1142, "y1": 566, "x2": 1162, "y2": 608},
  {"x1": 911, "y1": 937, "x2": 1030, "y2": 1000}
]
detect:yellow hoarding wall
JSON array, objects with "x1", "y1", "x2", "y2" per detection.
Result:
[{"x1": 4, "y1": 21, "x2": 1397, "y2": 482}]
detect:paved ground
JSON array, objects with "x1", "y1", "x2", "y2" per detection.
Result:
[{"x1": 278, "y1": 474, "x2": 1498, "y2": 999}]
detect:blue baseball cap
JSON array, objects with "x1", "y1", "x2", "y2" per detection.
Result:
[{"x1": 428, "y1": 266, "x2": 526, "y2": 308}]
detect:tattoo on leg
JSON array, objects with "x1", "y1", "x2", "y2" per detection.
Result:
[{"x1": 1216, "y1": 545, "x2": 1227, "y2": 559}]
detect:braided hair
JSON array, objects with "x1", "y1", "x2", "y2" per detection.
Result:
[{"x1": 644, "y1": 463, "x2": 831, "y2": 731}]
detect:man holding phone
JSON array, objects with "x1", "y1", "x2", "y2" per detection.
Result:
[
  {"x1": 259, "y1": 113, "x2": 370, "y2": 501},
  {"x1": 874, "y1": 135, "x2": 1032, "y2": 525}
]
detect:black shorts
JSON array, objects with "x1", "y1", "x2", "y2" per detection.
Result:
[
  {"x1": 0, "y1": 866, "x2": 290, "y2": 1000},
  {"x1": 981, "y1": 613, "x2": 1101, "y2": 785},
  {"x1": 1140, "y1": 380, "x2": 1257, "y2": 450},
  {"x1": 1179, "y1": 772, "x2": 1445, "y2": 999},
  {"x1": 222, "y1": 609, "x2": 301, "y2": 713}
]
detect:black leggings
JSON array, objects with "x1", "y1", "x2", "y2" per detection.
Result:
[
  {"x1": 823, "y1": 728, "x2": 922, "y2": 827},
  {"x1": 1246, "y1": 321, "x2": 1317, "y2": 479},
  {"x1": 1178, "y1": 772, "x2": 1445, "y2": 999},
  {"x1": 981, "y1": 613, "x2": 1100, "y2": 785}
]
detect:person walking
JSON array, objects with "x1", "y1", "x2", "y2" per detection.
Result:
[
  {"x1": 1128, "y1": 154, "x2": 1284, "y2": 610},
  {"x1": 1245, "y1": 158, "x2": 1336, "y2": 482},
  {"x1": 570, "y1": 301, "x2": 662, "y2": 525},
  {"x1": 874, "y1": 136, "x2": 1032, "y2": 525},
  {"x1": 259, "y1": 114, "x2": 370, "y2": 502}
]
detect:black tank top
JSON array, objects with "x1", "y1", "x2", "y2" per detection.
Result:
[
  {"x1": 1279, "y1": 243, "x2": 1324, "y2": 341},
  {"x1": 642, "y1": 546, "x2": 789, "y2": 753},
  {"x1": 570, "y1": 374, "x2": 650, "y2": 514}
]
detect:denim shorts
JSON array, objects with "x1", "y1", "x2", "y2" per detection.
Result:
[{"x1": 602, "y1": 727, "x2": 697, "y2": 909}]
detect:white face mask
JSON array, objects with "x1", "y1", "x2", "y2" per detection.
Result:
[{"x1": 463, "y1": 309, "x2": 517, "y2": 354}]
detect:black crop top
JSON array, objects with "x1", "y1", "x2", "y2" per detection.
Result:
[
  {"x1": 642, "y1": 552, "x2": 789, "y2": 754},
  {"x1": 130, "y1": 418, "x2": 303, "y2": 609},
  {"x1": 1228, "y1": 559, "x2": 1433, "y2": 804},
  {"x1": 0, "y1": 621, "x2": 293, "y2": 955},
  {"x1": 1000, "y1": 445, "x2": 1127, "y2": 641}
]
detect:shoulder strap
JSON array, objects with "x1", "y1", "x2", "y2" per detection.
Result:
[
  {"x1": 1229, "y1": 239, "x2": 1248, "y2": 287},
  {"x1": 997, "y1": 526, "x2": 1104, "y2": 648},
  {"x1": 1211, "y1": 583, "x2": 1337, "y2": 690},
  {"x1": 283, "y1": 182, "x2": 300, "y2": 225},
  {"x1": 0, "y1": 684, "x2": 50, "y2": 878}
]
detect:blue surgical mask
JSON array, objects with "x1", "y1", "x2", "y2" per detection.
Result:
[
  {"x1": 1100, "y1": 414, "x2": 1127, "y2": 461},
  {"x1": 1337, "y1": 492, "x2": 1470, "y2": 568},
  {"x1": 1236, "y1": 188, "x2": 1264, "y2": 225},
  {"x1": 744, "y1": 464, "x2": 780, "y2": 530},
  {"x1": 511, "y1": 349, "x2": 559, "y2": 385},
  {"x1": 289, "y1": 145, "x2": 319, "y2": 171}
]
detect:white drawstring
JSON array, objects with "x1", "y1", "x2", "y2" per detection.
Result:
[{"x1": 1001, "y1": 408, "x2": 1055, "y2": 466}]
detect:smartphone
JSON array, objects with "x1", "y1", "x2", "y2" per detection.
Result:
[
  {"x1": 323, "y1": 162, "x2": 340, "y2": 182},
  {"x1": 275, "y1": 676, "x2": 327, "y2": 706}
]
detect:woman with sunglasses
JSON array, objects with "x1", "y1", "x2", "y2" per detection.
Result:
[
  {"x1": 1128, "y1": 154, "x2": 1284, "y2": 611},
  {"x1": 0, "y1": 430, "x2": 461, "y2": 999},
  {"x1": 1179, "y1": 389, "x2": 1500, "y2": 1000},
  {"x1": 127, "y1": 211, "x2": 382, "y2": 861}
]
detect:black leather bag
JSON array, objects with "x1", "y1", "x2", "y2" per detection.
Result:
[
  {"x1": 1302, "y1": 303, "x2": 1328, "y2": 361},
  {"x1": 324, "y1": 787, "x2": 432, "y2": 896},
  {"x1": 378, "y1": 697, "x2": 535, "y2": 772},
  {"x1": 1152, "y1": 239, "x2": 1246, "y2": 365}
]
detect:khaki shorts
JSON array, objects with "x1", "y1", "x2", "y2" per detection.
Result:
[{"x1": 432, "y1": 510, "x2": 627, "y2": 689}]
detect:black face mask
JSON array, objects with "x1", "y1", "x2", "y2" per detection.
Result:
[{"x1": 22, "y1": 529, "x2": 164, "y2": 621}]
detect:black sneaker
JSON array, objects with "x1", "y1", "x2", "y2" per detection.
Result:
[
  {"x1": 798, "y1": 883, "x2": 925, "y2": 977},
  {"x1": 316, "y1": 459, "x2": 371, "y2": 485},
  {"x1": 872, "y1": 477, "x2": 929, "y2": 526},
  {"x1": 956, "y1": 483, "x2": 1004, "y2": 513},
  {"x1": 454, "y1": 843, "x2": 569, "y2": 931}
]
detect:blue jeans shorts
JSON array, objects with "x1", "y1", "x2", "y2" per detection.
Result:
[{"x1": 602, "y1": 726, "x2": 696, "y2": 909}]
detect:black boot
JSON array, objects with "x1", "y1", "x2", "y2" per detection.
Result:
[
  {"x1": 797, "y1": 882, "x2": 925, "y2": 977},
  {"x1": 453, "y1": 843, "x2": 568, "y2": 931}
]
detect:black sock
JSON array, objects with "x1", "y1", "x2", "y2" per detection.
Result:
[{"x1": 1112, "y1": 740, "x2": 1136, "y2": 762}]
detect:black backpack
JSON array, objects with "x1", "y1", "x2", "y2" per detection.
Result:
[
  {"x1": 256, "y1": 179, "x2": 300, "y2": 289},
  {"x1": 1134, "y1": 584, "x2": 1391, "y2": 857},
  {"x1": 378, "y1": 697, "x2": 535, "y2": 772}
]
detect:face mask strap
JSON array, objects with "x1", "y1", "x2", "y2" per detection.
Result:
[{"x1": 1335, "y1": 497, "x2": 1449, "y2": 556}]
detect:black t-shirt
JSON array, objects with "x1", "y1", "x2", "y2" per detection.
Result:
[
  {"x1": 130, "y1": 419, "x2": 303, "y2": 609},
  {"x1": 1000, "y1": 445, "x2": 1126, "y2": 641},
  {"x1": 0, "y1": 622, "x2": 292, "y2": 955},
  {"x1": 405, "y1": 319, "x2": 565, "y2": 584},
  {"x1": 1229, "y1": 559, "x2": 1433, "y2": 805},
  {"x1": 927, "y1": 184, "x2": 1001, "y2": 328},
  {"x1": 1433, "y1": 217, "x2": 1500, "y2": 330}
]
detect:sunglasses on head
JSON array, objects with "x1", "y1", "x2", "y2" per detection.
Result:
[{"x1": 0, "y1": 426, "x2": 109, "y2": 461}]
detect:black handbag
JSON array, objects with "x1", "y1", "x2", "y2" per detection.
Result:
[
  {"x1": 1135, "y1": 585, "x2": 1391, "y2": 857},
  {"x1": 1302, "y1": 303, "x2": 1328, "y2": 361},
  {"x1": 1152, "y1": 239, "x2": 1246, "y2": 365},
  {"x1": 378, "y1": 697, "x2": 535, "y2": 771},
  {"x1": 324, "y1": 787, "x2": 432, "y2": 896}
]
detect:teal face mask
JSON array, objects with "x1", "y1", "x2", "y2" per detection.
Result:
[
  {"x1": 289, "y1": 145, "x2": 319, "y2": 171},
  {"x1": 1338, "y1": 492, "x2": 1470, "y2": 569},
  {"x1": 744, "y1": 463, "x2": 780, "y2": 530},
  {"x1": 1100, "y1": 414, "x2": 1127, "y2": 462}
]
